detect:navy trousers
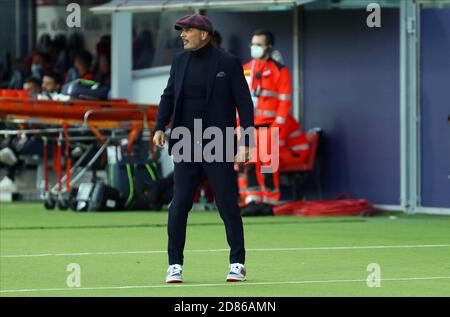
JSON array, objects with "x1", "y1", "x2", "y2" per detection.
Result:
[{"x1": 167, "y1": 160, "x2": 245, "y2": 265}]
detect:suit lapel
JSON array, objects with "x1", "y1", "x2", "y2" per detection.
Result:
[{"x1": 206, "y1": 48, "x2": 220, "y2": 105}]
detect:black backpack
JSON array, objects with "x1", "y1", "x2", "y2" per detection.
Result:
[{"x1": 109, "y1": 160, "x2": 161, "y2": 211}]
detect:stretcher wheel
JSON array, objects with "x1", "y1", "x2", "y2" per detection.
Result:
[
  {"x1": 57, "y1": 198, "x2": 69, "y2": 211},
  {"x1": 44, "y1": 197, "x2": 56, "y2": 210},
  {"x1": 69, "y1": 198, "x2": 78, "y2": 211},
  {"x1": 69, "y1": 188, "x2": 78, "y2": 211}
]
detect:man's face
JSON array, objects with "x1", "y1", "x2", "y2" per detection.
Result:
[
  {"x1": 42, "y1": 76, "x2": 59, "y2": 93},
  {"x1": 23, "y1": 82, "x2": 40, "y2": 94},
  {"x1": 251, "y1": 35, "x2": 270, "y2": 60},
  {"x1": 180, "y1": 28, "x2": 208, "y2": 51}
]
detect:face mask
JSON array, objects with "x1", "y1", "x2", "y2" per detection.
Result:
[
  {"x1": 251, "y1": 45, "x2": 265, "y2": 59},
  {"x1": 31, "y1": 64, "x2": 43, "y2": 76}
]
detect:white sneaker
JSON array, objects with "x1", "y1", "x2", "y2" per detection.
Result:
[
  {"x1": 0, "y1": 176, "x2": 17, "y2": 192},
  {"x1": 166, "y1": 264, "x2": 183, "y2": 283},
  {"x1": 226, "y1": 263, "x2": 247, "y2": 282}
]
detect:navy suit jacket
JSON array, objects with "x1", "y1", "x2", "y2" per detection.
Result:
[{"x1": 154, "y1": 45, "x2": 255, "y2": 156}]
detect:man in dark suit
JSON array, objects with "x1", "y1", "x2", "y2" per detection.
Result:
[{"x1": 152, "y1": 14, "x2": 255, "y2": 283}]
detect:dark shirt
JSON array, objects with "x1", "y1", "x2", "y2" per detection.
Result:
[{"x1": 180, "y1": 42, "x2": 213, "y2": 130}]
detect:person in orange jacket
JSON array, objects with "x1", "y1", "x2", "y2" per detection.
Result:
[{"x1": 237, "y1": 30, "x2": 293, "y2": 212}]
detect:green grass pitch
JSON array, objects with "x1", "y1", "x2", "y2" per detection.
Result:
[{"x1": 1, "y1": 202, "x2": 449, "y2": 297}]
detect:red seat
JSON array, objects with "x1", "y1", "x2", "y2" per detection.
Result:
[
  {"x1": 278, "y1": 132, "x2": 322, "y2": 200},
  {"x1": 279, "y1": 133, "x2": 319, "y2": 173}
]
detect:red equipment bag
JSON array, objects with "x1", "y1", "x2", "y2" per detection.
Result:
[{"x1": 273, "y1": 194, "x2": 373, "y2": 217}]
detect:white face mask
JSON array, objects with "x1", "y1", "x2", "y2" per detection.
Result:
[
  {"x1": 251, "y1": 45, "x2": 265, "y2": 59},
  {"x1": 31, "y1": 64, "x2": 43, "y2": 76}
]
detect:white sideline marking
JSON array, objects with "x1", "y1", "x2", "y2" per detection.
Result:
[
  {"x1": 1, "y1": 276, "x2": 450, "y2": 294},
  {"x1": 1, "y1": 244, "x2": 449, "y2": 259}
]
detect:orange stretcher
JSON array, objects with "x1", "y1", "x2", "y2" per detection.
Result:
[{"x1": 0, "y1": 89, "x2": 160, "y2": 209}]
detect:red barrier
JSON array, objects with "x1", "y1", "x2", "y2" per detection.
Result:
[
  {"x1": 273, "y1": 196, "x2": 373, "y2": 217},
  {"x1": 0, "y1": 89, "x2": 29, "y2": 98}
]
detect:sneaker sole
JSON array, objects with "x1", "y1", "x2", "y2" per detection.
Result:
[
  {"x1": 166, "y1": 279, "x2": 183, "y2": 283},
  {"x1": 226, "y1": 277, "x2": 246, "y2": 282}
]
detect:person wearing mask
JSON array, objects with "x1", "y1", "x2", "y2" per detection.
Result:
[
  {"x1": 238, "y1": 30, "x2": 293, "y2": 214},
  {"x1": 30, "y1": 52, "x2": 52, "y2": 81}
]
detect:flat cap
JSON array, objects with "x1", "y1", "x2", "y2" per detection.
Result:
[{"x1": 174, "y1": 13, "x2": 214, "y2": 33}]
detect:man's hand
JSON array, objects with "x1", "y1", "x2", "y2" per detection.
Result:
[
  {"x1": 234, "y1": 146, "x2": 251, "y2": 163},
  {"x1": 153, "y1": 130, "x2": 166, "y2": 149}
]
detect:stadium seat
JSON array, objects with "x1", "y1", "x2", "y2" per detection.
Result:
[{"x1": 279, "y1": 132, "x2": 322, "y2": 200}]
